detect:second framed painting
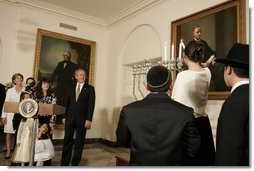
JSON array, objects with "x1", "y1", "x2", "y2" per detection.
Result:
[{"x1": 171, "y1": 0, "x2": 246, "y2": 100}]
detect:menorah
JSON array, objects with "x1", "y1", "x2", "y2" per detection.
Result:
[{"x1": 132, "y1": 39, "x2": 185, "y2": 100}]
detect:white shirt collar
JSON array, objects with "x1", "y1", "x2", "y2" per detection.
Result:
[{"x1": 231, "y1": 80, "x2": 249, "y2": 93}]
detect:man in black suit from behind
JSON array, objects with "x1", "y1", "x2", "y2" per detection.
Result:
[
  {"x1": 116, "y1": 65, "x2": 201, "y2": 166},
  {"x1": 214, "y1": 43, "x2": 249, "y2": 166},
  {"x1": 60, "y1": 68, "x2": 95, "y2": 166},
  {"x1": 51, "y1": 50, "x2": 78, "y2": 105}
]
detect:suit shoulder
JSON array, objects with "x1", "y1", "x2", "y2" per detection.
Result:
[
  {"x1": 201, "y1": 39, "x2": 208, "y2": 44},
  {"x1": 0, "y1": 84, "x2": 5, "y2": 91},
  {"x1": 87, "y1": 84, "x2": 95, "y2": 89},
  {"x1": 122, "y1": 100, "x2": 140, "y2": 109},
  {"x1": 70, "y1": 61, "x2": 78, "y2": 66},
  {"x1": 172, "y1": 100, "x2": 194, "y2": 114},
  {"x1": 58, "y1": 61, "x2": 64, "y2": 64},
  {"x1": 225, "y1": 85, "x2": 249, "y2": 104}
]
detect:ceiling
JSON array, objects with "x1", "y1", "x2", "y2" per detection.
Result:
[
  {"x1": 37, "y1": 0, "x2": 139, "y2": 20},
  {"x1": 16, "y1": 0, "x2": 162, "y2": 26}
]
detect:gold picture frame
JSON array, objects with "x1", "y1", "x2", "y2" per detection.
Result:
[
  {"x1": 171, "y1": 0, "x2": 246, "y2": 100},
  {"x1": 33, "y1": 29, "x2": 96, "y2": 86}
]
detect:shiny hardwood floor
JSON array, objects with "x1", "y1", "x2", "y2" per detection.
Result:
[{"x1": 0, "y1": 141, "x2": 130, "y2": 166}]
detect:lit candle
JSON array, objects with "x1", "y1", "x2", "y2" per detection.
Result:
[
  {"x1": 164, "y1": 42, "x2": 168, "y2": 62},
  {"x1": 181, "y1": 41, "x2": 185, "y2": 49},
  {"x1": 171, "y1": 43, "x2": 174, "y2": 61},
  {"x1": 178, "y1": 41, "x2": 182, "y2": 59}
]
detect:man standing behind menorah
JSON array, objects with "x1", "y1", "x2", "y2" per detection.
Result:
[
  {"x1": 61, "y1": 68, "x2": 95, "y2": 166},
  {"x1": 116, "y1": 65, "x2": 201, "y2": 166}
]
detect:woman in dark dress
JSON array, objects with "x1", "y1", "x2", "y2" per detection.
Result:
[
  {"x1": 172, "y1": 41, "x2": 215, "y2": 165},
  {"x1": 33, "y1": 78, "x2": 57, "y2": 166}
]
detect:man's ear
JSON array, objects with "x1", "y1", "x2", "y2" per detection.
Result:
[
  {"x1": 228, "y1": 66, "x2": 233, "y2": 75},
  {"x1": 169, "y1": 82, "x2": 173, "y2": 92},
  {"x1": 225, "y1": 65, "x2": 232, "y2": 75}
]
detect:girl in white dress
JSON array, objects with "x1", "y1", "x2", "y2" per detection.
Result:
[
  {"x1": 11, "y1": 91, "x2": 33, "y2": 165},
  {"x1": 1, "y1": 73, "x2": 24, "y2": 159},
  {"x1": 11, "y1": 117, "x2": 34, "y2": 165},
  {"x1": 34, "y1": 123, "x2": 54, "y2": 166},
  {"x1": 172, "y1": 41, "x2": 215, "y2": 165}
]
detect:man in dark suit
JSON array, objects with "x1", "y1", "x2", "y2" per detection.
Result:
[
  {"x1": 51, "y1": 50, "x2": 78, "y2": 105},
  {"x1": 116, "y1": 65, "x2": 201, "y2": 166},
  {"x1": 60, "y1": 68, "x2": 95, "y2": 166},
  {"x1": 0, "y1": 83, "x2": 5, "y2": 156},
  {"x1": 190, "y1": 26, "x2": 215, "y2": 67},
  {"x1": 214, "y1": 43, "x2": 249, "y2": 166},
  {"x1": 0, "y1": 83, "x2": 6, "y2": 115}
]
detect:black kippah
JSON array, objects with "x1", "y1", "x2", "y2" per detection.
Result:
[{"x1": 147, "y1": 65, "x2": 170, "y2": 88}]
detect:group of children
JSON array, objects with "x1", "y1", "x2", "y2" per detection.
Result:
[{"x1": 11, "y1": 83, "x2": 55, "y2": 166}]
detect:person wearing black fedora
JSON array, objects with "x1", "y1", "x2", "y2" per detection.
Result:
[
  {"x1": 116, "y1": 65, "x2": 201, "y2": 166},
  {"x1": 214, "y1": 43, "x2": 249, "y2": 166}
]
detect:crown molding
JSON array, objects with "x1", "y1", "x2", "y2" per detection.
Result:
[
  {"x1": 6, "y1": 0, "x2": 107, "y2": 26},
  {"x1": 4, "y1": 0, "x2": 163, "y2": 27},
  {"x1": 106, "y1": 0, "x2": 163, "y2": 26}
]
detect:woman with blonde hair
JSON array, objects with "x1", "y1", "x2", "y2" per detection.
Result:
[{"x1": 1, "y1": 73, "x2": 24, "y2": 159}]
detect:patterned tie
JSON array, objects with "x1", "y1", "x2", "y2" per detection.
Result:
[{"x1": 76, "y1": 84, "x2": 81, "y2": 101}]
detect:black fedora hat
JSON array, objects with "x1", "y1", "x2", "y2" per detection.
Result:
[{"x1": 215, "y1": 43, "x2": 249, "y2": 70}]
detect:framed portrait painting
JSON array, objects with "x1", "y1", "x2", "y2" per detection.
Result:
[
  {"x1": 33, "y1": 28, "x2": 96, "y2": 109},
  {"x1": 33, "y1": 28, "x2": 96, "y2": 85},
  {"x1": 171, "y1": 0, "x2": 246, "y2": 100}
]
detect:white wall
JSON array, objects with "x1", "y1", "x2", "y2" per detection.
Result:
[
  {"x1": 0, "y1": 0, "x2": 249, "y2": 142},
  {"x1": 0, "y1": 1, "x2": 108, "y2": 139},
  {"x1": 104, "y1": 0, "x2": 248, "y2": 142}
]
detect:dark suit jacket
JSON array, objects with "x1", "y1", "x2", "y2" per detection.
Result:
[
  {"x1": 51, "y1": 61, "x2": 78, "y2": 105},
  {"x1": 64, "y1": 83, "x2": 95, "y2": 125},
  {"x1": 51, "y1": 61, "x2": 78, "y2": 85},
  {"x1": 215, "y1": 84, "x2": 249, "y2": 166},
  {"x1": 116, "y1": 93, "x2": 201, "y2": 166},
  {"x1": 0, "y1": 83, "x2": 6, "y2": 114}
]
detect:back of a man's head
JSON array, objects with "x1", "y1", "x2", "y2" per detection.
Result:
[{"x1": 147, "y1": 65, "x2": 171, "y2": 92}]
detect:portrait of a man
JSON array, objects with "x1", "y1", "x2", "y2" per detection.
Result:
[{"x1": 34, "y1": 29, "x2": 96, "y2": 106}]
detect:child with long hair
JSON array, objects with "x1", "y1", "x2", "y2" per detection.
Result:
[
  {"x1": 11, "y1": 91, "x2": 33, "y2": 165},
  {"x1": 34, "y1": 123, "x2": 54, "y2": 166}
]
